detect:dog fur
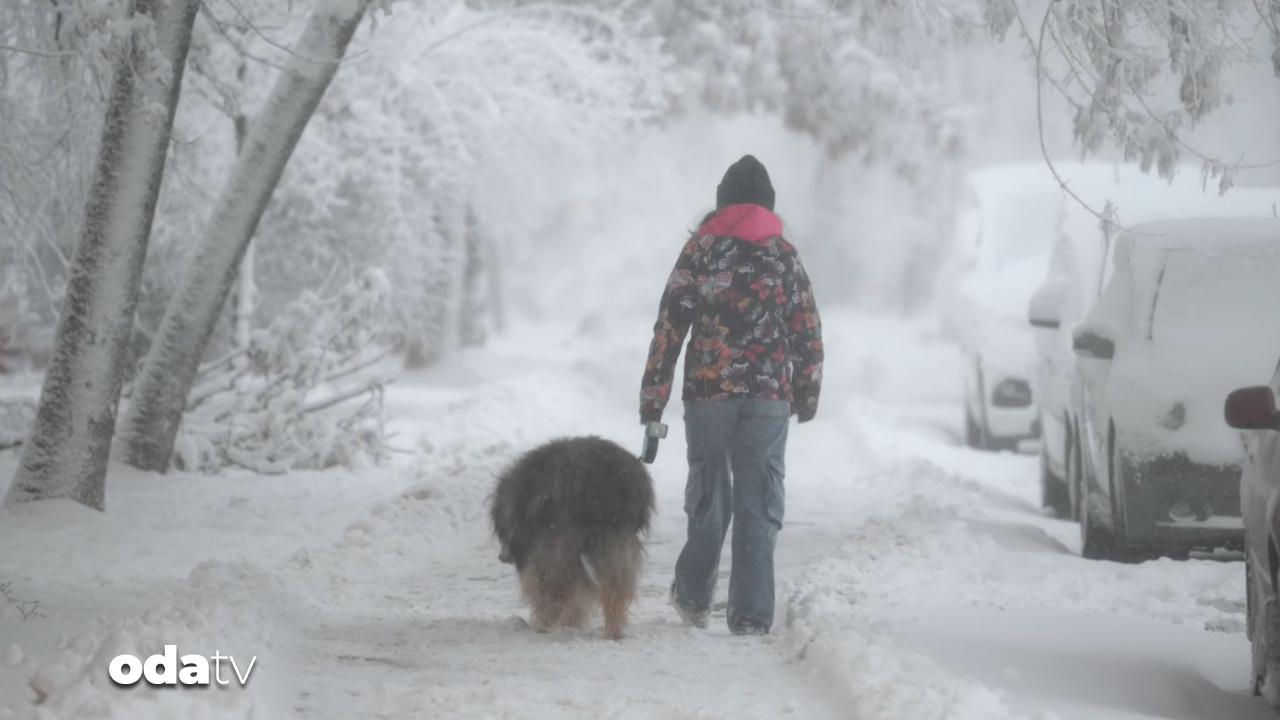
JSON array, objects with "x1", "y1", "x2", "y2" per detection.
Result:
[{"x1": 489, "y1": 435, "x2": 655, "y2": 640}]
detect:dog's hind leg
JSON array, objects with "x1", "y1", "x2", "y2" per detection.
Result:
[
  {"x1": 521, "y1": 568, "x2": 558, "y2": 632},
  {"x1": 598, "y1": 537, "x2": 641, "y2": 640},
  {"x1": 601, "y1": 575, "x2": 634, "y2": 640},
  {"x1": 560, "y1": 586, "x2": 593, "y2": 630}
]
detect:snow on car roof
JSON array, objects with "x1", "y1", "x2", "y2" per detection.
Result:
[
  {"x1": 1118, "y1": 216, "x2": 1280, "y2": 255},
  {"x1": 1115, "y1": 217, "x2": 1280, "y2": 342}
]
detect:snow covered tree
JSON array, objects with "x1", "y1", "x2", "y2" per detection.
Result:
[
  {"x1": 0, "y1": 3, "x2": 119, "y2": 351},
  {"x1": 118, "y1": 0, "x2": 377, "y2": 472},
  {"x1": 642, "y1": 0, "x2": 981, "y2": 176},
  {"x1": 3, "y1": 0, "x2": 200, "y2": 510},
  {"x1": 119, "y1": 0, "x2": 673, "y2": 472}
]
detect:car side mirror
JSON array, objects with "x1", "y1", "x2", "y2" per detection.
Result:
[
  {"x1": 1225, "y1": 386, "x2": 1280, "y2": 431},
  {"x1": 1028, "y1": 281, "x2": 1064, "y2": 330},
  {"x1": 1072, "y1": 327, "x2": 1115, "y2": 360}
]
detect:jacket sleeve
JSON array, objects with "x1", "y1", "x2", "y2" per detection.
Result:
[
  {"x1": 640, "y1": 238, "x2": 700, "y2": 423},
  {"x1": 787, "y1": 252, "x2": 823, "y2": 423}
]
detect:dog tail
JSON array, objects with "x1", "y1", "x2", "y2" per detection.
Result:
[
  {"x1": 580, "y1": 552, "x2": 601, "y2": 588},
  {"x1": 580, "y1": 529, "x2": 643, "y2": 585}
]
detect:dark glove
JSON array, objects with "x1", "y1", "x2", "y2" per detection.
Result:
[
  {"x1": 640, "y1": 408, "x2": 663, "y2": 425},
  {"x1": 796, "y1": 409, "x2": 816, "y2": 424}
]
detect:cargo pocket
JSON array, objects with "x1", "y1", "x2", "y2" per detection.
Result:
[
  {"x1": 765, "y1": 455, "x2": 785, "y2": 527},
  {"x1": 684, "y1": 459, "x2": 706, "y2": 516}
]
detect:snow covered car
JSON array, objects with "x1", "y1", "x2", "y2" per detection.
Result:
[
  {"x1": 937, "y1": 163, "x2": 1086, "y2": 452},
  {"x1": 1071, "y1": 217, "x2": 1280, "y2": 561},
  {"x1": 1225, "y1": 364, "x2": 1280, "y2": 708},
  {"x1": 1028, "y1": 175, "x2": 1280, "y2": 519}
]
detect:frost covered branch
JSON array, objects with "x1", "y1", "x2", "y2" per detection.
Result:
[
  {"x1": 0, "y1": 43, "x2": 77, "y2": 58},
  {"x1": 993, "y1": 0, "x2": 1280, "y2": 187}
]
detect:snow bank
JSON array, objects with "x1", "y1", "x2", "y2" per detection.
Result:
[
  {"x1": 785, "y1": 459, "x2": 1242, "y2": 629},
  {"x1": 775, "y1": 452, "x2": 1247, "y2": 719},
  {"x1": 783, "y1": 581, "x2": 1029, "y2": 720},
  {"x1": 12, "y1": 560, "x2": 294, "y2": 720}
]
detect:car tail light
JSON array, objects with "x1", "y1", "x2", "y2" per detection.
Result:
[
  {"x1": 991, "y1": 378, "x2": 1032, "y2": 408},
  {"x1": 1224, "y1": 386, "x2": 1279, "y2": 431}
]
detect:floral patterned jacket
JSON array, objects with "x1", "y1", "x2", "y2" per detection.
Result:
[{"x1": 640, "y1": 204, "x2": 823, "y2": 423}]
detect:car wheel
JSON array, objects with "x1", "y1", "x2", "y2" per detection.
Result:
[
  {"x1": 1107, "y1": 432, "x2": 1153, "y2": 564},
  {"x1": 1248, "y1": 553, "x2": 1280, "y2": 708},
  {"x1": 1079, "y1": 486, "x2": 1119, "y2": 560},
  {"x1": 1250, "y1": 555, "x2": 1265, "y2": 695},
  {"x1": 965, "y1": 410, "x2": 987, "y2": 450},
  {"x1": 1066, "y1": 424, "x2": 1083, "y2": 522},
  {"x1": 1040, "y1": 450, "x2": 1070, "y2": 518}
]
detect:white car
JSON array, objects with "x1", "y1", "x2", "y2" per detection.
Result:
[
  {"x1": 1028, "y1": 178, "x2": 1280, "y2": 518},
  {"x1": 1069, "y1": 217, "x2": 1280, "y2": 560},
  {"x1": 938, "y1": 163, "x2": 1134, "y2": 452}
]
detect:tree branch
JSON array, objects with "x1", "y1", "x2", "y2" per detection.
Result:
[{"x1": 0, "y1": 42, "x2": 77, "y2": 58}]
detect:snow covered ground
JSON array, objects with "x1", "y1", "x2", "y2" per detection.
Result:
[{"x1": 0, "y1": 303, "x2": 1265, "y2": 720}]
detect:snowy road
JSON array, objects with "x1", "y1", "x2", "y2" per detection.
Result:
[
  {"x1": 0, "y1": 309, "x2": 1269, "y2": 719},
  {"x1": 271, "y1": 310, "x2": 1268, "y2": 719}
]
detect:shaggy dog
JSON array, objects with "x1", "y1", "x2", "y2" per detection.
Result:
[{"x1": 489, "y1": 436, "x2": 655, "y2": 640}]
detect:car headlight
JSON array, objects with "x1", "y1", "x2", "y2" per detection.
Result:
[
  {"x1": 1158, "y1": 403, "x2": 1186, "y2": 431},
  {"x1": 991, "y1": 378, "x2": 1033, "y2": 408}
]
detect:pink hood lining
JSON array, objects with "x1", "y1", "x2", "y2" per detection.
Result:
[{"x1": 699, "y1": 204, "x2": 783, "y2": 244}]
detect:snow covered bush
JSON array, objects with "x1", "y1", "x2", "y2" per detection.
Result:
[
  {"x1": 168, "y1": 269, "x2": 399, "y2": 474},
  {"x1": 0, "y1": 398, "x2": 35, "y2": 452}
]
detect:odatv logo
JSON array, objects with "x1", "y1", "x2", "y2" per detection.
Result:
[{"x1": 109, "y1": 645, "x2": 256, "y2": 687}]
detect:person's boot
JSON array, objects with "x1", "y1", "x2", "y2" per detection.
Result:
[{"x1": 670, "y1": 582, "x2": 708, "y2": 629}]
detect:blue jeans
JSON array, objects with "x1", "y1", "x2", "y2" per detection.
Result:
[{"x1": 672, "y1": 398, "x2": 789, "y2": 633}]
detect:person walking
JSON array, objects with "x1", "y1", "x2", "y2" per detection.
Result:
[{"x1": 639, "y1": 154, "x2": 823, "y2": 635}]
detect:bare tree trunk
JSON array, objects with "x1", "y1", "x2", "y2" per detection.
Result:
[
  {"x1": 439, "y1": 204, "x2": 466, "y2": 359},
  {"x1": 118, "y1": 0, "x2": 372, "y2": 472},
  {"x1": 4, "y1": 0, "x2": 200, "y2": 510},
  {"x1": 233, "y1": 244, "x2": 255, "y2": 350},
  {"x1": 484, "y1": 231, "x2": 506, "y2": 335},
  {"x1": 458, "y1": 207, "x2": 488, "y2": 347},
  {"x1": 231, "y1": 114, "x2": 254, "y2": 351}
]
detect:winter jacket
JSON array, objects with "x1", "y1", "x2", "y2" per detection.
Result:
[{"x1": 639, "y1": 204, "x2": 823, "y2": 423}]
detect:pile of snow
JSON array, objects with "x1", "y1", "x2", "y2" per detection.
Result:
[
  {"x1": 783, "y1": 459, "x2": 1243, "y2": 630},
  {"x1": 783, "y1": 581, "x2": 1029, "y2": 720},
  {"x1": 6, "y1": 553, "x2": 292, "y2": 720}
]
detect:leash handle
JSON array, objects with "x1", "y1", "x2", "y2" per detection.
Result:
[{"x1": 640, "y1": 421, "x2": 668, "y2": 464}]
